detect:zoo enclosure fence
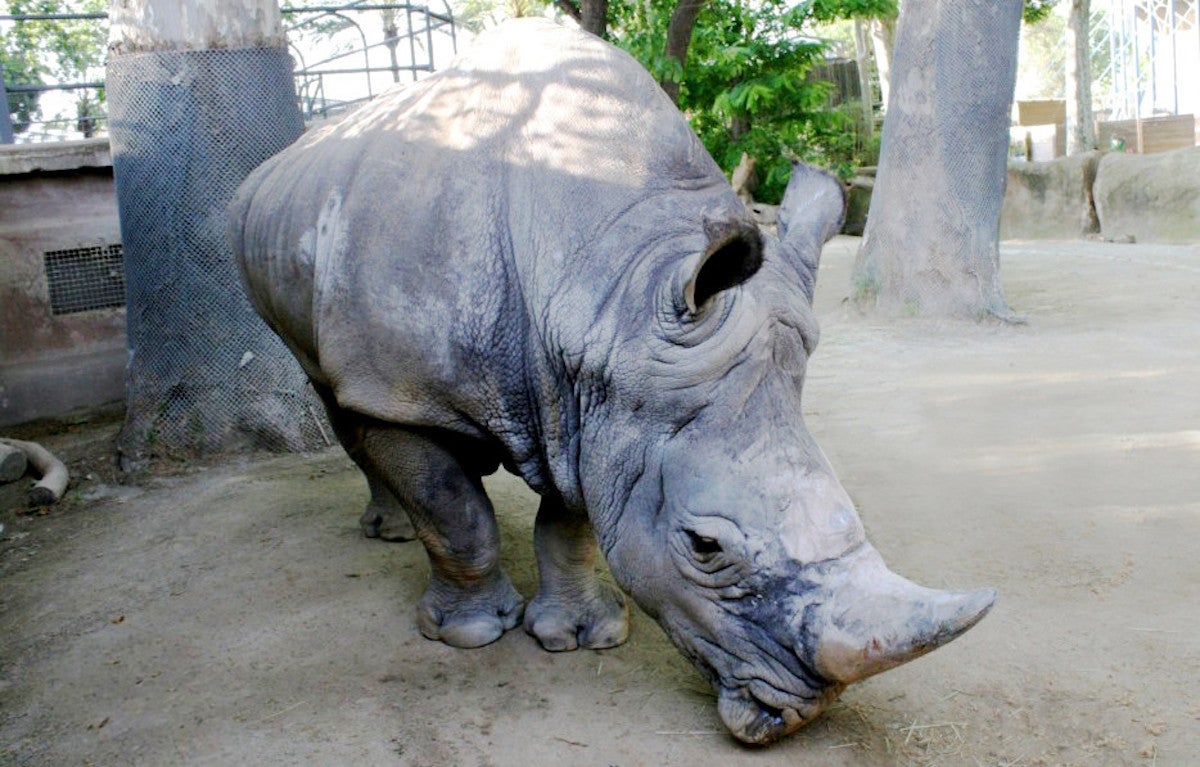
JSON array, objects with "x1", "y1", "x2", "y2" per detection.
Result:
[{"x1": 0, "y1": 0, "x2": 458, "y2": 143}]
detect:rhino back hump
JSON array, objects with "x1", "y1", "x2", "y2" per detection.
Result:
[{"x1": 233, "y1": 19, "x2": 732, "y2": 474}]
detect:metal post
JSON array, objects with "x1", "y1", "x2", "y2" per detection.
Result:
[
  {"x1": 1169, "y1": 0, "x2": 1179, "y2": 113},
  {"x1": 406, "y1": 4, "x2": 417, "y2": 81},
  {"x1": 0, "y1": 68, "x2": 15, "y2": 144},
  {"x1": 425, "y1": 10, "x2": 434, "y2": 73},
  {"x1": 1149, "y1": 0, "x2": 1157, "y2": 111},
  {"x1": 1132, "y1": 0, "x2": 1142, "y2": 118}
]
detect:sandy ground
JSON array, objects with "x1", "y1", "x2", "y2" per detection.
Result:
[{"x1": 1, "y1": 236, "x2": 1198, "y2": 766}]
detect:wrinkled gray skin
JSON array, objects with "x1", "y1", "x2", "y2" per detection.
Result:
[{"x1": 230, "y1": 19, "x2": 994, "y2": 745}]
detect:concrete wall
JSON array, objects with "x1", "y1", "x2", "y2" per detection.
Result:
[{"x1": 0, "y1": 139, "x2": 125, "y2": 427}]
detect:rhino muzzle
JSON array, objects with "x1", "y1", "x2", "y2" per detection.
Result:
[{"x1": 705, "y1": 544, "x2": 995, "y2": 746}]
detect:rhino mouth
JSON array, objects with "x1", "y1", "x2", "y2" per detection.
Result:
[
  {"x1": 716, "y1": 678, "x2": 842, "y2": 745},
  {"x1": 691, "y1": 635, "x2": 841, "y2": 745}
]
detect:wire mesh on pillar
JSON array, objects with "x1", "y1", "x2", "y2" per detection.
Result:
[{"x1": 107, "y1": 46, "x2": 330, "y2": 465}]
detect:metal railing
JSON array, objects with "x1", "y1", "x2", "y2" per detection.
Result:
[
  {"x1": 1, "y1": 1, "x2": 457, "y2": 144},
  {"x1": 286, "y1": 1, "x2": 457, "y2": 121}
]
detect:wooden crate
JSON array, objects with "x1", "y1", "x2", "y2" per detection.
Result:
[
  {"x1": 1097, "y1": 119, "x2": 1140, "y2": 151},
  {"x1": 1141, "y1": 114, "x2": 1195, "y2": 153},
  {"x1": 1017, "y1": 99, "x2": 1066, "y2": 127},
  {"x1": 1097, "y1": 114, "x2": 1196, "y2": 154}
]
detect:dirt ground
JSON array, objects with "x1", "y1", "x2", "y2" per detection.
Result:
[{"x1": 1, "y1": 236, "x2": 1197, "y2": 766}]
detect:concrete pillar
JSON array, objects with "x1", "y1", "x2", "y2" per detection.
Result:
[
  {"x1": 107, "y1": 0, "x2": 326, "y2": 466},
  {"x1": 108, "y1": 0, "x2": 286, "y2": 53}
]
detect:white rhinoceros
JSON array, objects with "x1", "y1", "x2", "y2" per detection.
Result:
[{"x1": 229, "y1": 18, "x2": 994, "y2": 745}]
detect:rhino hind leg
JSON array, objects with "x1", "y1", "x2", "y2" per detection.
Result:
[
  {"x1": 311, "y1": 383, "x2": 416, "y2": 542},
  {"x1": 524, "y1": 496, "x2": 629, "y2": 652},
  {"x1": 356, "y1": 423, "x2": 524, "y2": 649},
  {"x1": 359, "y1": 474, "x2": 416, "y2": 542}
]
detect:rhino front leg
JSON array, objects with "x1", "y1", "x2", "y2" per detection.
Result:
[
  {"x1": 358, "y1": 424, "x2": 523, "y2": 649},
  {"x1": 524, "y1": 495, "x2": 629, "y2": 652},
  {"x1": 312, "y1": 383, "x2": 416, "y2": 542}
]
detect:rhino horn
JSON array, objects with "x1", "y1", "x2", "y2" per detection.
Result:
[{"x1": 808, "y1": 544, "x2": 996, "y2": 685}]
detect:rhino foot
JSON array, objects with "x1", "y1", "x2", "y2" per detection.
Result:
[
  {"x1": 524, "y1": 582, "x2": 629, "y2": 652},
  {"x1": 359, "y1": 501, "x2": 416, "y2": 541},
  {"x1": 417, "y1": 571, "x2": 524, "y2": 649}
]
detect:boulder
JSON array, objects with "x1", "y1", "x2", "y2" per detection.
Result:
[
  {"x1": 1001, "y1": 151, "x2": 1101, "y2": 240},
  {"x1": 1093, "y1": 147, "x2": 1200, "y2": 244},
  {"x1": 843, "y1": 175, "x2": 874, "y2": 236}
]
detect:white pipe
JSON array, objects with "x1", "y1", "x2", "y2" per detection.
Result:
[{"x1": 0, "y1": 438, "x2": 69, "y2": 506}]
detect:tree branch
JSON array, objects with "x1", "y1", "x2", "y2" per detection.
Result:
[
  {"x1": 661, "y1": 0, "x2": 706, "y2": 104},
  {"x1": 554, "y1": 0, "x2": 582, "y2": 23}
]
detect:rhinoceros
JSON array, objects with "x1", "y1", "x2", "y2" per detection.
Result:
[{"x1": 229, "y1": 18, "x2": 994, "y2": 745}]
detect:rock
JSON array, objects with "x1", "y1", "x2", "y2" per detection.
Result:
[
  {"x1": 731, "y1": 152, "x2": 757, "y2": 204},
  {"x1": 843, "y1": 176, "x2": 873, "y2": 237},
  {"x1": 1093, "y1": 147, "x2": 1200, "y2": 244},
  {"x1": 748, "y1": 202, "x2": 778, "y2": 226},
  {"x1": 1001, "y1": 151, "x2": 1101, "y2": 240}
]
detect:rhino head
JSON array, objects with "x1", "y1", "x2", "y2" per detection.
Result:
[{"x1": 577, "y1": 164, "x2": 995, "y2": 745}]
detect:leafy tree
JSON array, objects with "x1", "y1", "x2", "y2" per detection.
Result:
[
  {"x1": 1, "y1": 0, "x2": 107, "y2": 137},
  {"x1": 608, "y1": 0, "x2": 894, "y2": 202},
  {"x1": 0, "y1": 33, "x2": 40, "y2": 133},
  {"x1": 1022, "y1": 0, "x2": 1058, "y2": 23}
]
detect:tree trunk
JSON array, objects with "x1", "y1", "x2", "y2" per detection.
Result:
[
  {"x1": 852, "y1": 18, "x2": 875, "y2": 136},
  {"x1": 107, "y1": 0, "x2": 328, "y2": 468},
  {"x1": 869, "y1": 13, "x2": 896, "y2": 112},
  {"x1": 661, "y1": 0, "x2": 705, "y2": 104},
  {"x1": 1065, "y1": 0, "x2": 1095, "y2": 154},
  {"x1": 580, "y1": 0, "x2": 608, "y2": 38},
  {"x1": 853, "y1": 0, "x2": 1023, "y2": 320}
]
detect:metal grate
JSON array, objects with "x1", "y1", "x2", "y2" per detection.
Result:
[{"x1": 43, "y1": 244, "x2": 126, "y2": 315}]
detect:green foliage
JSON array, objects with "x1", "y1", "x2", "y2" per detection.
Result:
[
  {"x1": 0, "y1": 35, "x2": 40, "y2": 132},
  {"x1": 451, "y1": 0, "x2": 509, "y2": 34},
  {"x1": 1, "y1": 0, "x2": 107, "y2": 136},
  {"x1": 609, "y1": 0, "x2": 890, "y2": 203},
  {"x1": 1022, "y1": 0, "x2": 1059, "y2": 24},
  {"x1": 809, "y1": 0, "x2": 896, "y2": 22}
]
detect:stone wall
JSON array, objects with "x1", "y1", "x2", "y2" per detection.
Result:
[
  {"x1": 1000, "y1": 151, "x2": 1101, "y2": 240},
  {"x1": 1093, "y1": 148, "x2": 1200, "y2": 244},
  {"x1": 999, "y1": 147, "x2": 1199, "y2": 244},
  {"x1": 0, "y1": 139, "x2": 125, "y2": 427}
]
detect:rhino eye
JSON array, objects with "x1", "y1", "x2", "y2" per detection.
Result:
[{"x1": 686, "y1": 530, "x2": 723, "y2": 556}]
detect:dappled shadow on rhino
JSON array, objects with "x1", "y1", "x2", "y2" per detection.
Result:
[{"x1": 229, "y1": 18, "x2": 994, "y2": 746}]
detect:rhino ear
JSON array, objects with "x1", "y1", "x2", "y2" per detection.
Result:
[
  {"x1": 776, "y1": 163, "x2": 845, "y2": 303},
  {"x1": 777, "y1": 162, "x2": 845, "y2": 245},
  {"x1": 683, "y1": 220, "x2": 764, "y2": 314}
]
